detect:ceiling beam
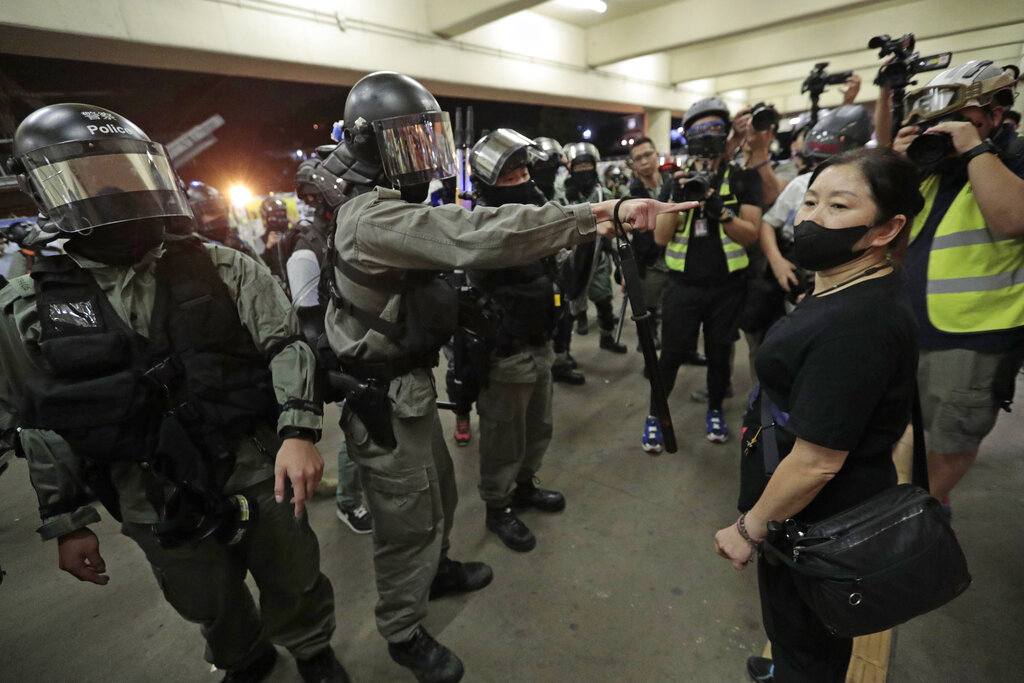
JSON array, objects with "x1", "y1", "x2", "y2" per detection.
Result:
[
  {"x1": 666, "y1": 0, "x2": 1024, "y2": 83},
  {"x1": 427, "y1": 0, "x2": 546, "y2": 38},
  {"x1": 585, "y1": 0, "x2": 870, "y2": 67}
]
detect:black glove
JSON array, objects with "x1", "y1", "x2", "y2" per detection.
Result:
[{"x1": 702, "y1": 193, "x2": 724, "y2": 221}]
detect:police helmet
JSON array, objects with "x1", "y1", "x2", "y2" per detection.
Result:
[
  {"x1": 532, "y1": 137, "x2": 565, "y2": 167},
  {"x1": 470, "y1": 129, "x2": 548, "y2": 186},
  {"x1": 563, "y1": 142, "x2": 601, "y2": 169},
  {"x1": 326, "y1": 71, "x2": 458, "y2": 189},
  {"x1": 7, "y1": 103, "x2": 192, "y2": 234},
  {"x1": 260, "y1": 197, "x2": 289, "y2": 232}
]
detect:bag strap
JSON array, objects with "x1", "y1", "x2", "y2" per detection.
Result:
[
  {"x1": 911, "y1": 381, "x2": 929, "y2": 491},
  {"x1": 760, "y1": 387, "x2": 781, "y2": 476}
]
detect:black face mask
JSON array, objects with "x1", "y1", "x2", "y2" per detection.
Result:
[
  {"x1": 66, "y1": 218, "x2": 167, "y2": 266},
  {"x1": 480, "y1": 180, "x2": 546, "y2": 207},
  {"x1": 566, "y1": 170, "x2": 599, "y2": 199},
  {"x1": 792, "y1": 219, "x2": 873, "y2": 271},
  {"x1": 400, "y1": 182, "x2": 431, "y2": 204},
  {"x1": 686, "y1": 134, "x2": 727, "y2": 159},
  {"x1": 531, "y1": 165, "x2": 558, "y2": 198}
]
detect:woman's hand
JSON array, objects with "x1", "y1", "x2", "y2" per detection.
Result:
[
  {"x1": 714, "y1": 523, "x2": 755, "y2": 571},
  {"x1": 768, "y1": 252, "x2": 799, "y2": 292},
  {"x1": 593, "y1": 198, "x2": 699, "y2": 237}
]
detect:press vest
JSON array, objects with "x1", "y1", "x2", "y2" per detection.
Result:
[
  {"x1": 19, "y1": 239, "x2": 280, "y2": 466},
  {"x1": 664, "y1": 166, "x2": 749, "y2": 274},
  {"x1": 910, "y1": 174, "x2": 1024, "y2": 334}
]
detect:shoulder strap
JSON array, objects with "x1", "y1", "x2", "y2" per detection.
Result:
[
  {"x1": 911, "y1": 381, "x2": 929, "y2": 491},
  {"x1": 323, "y1": 232, "x2": 403, "y2": 341}
]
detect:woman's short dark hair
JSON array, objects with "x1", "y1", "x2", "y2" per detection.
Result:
[{"x1": 809, "y1": 147, "x2": 926, "y2": 258}]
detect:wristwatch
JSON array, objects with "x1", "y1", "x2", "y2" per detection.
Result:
[
  {"x1": 720, "y1": 207, "x2": 736, "y2": 224},
  {"x1": 961, "y1": 140, "x2": 998, "y2": 165}
]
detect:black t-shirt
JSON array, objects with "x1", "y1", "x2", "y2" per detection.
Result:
[
  {"x1": 673, "y1": 163, "x2": 763, "y2": 286},
  {"x1": 629, "y1": 172, "x2": 672, "y2": 271},
  {"x1": 747, "y1": 271, "x2": 918, "y2": 522}
]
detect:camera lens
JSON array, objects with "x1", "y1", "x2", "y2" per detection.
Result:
[
  {"x1": 751, "y1": 107, "x2": 779, "y2": 132},
  {"x1": 907, "y1": 132, "x2": 954, "y2": 167}
]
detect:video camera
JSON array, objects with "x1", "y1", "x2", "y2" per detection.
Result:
[
  {"x1": 673, "y1": 167, "x2": 716, "y2": 203},
  {"x1": 801, "y1": 62, "x2": 854, "y2": 127},
  {"x1": 869, "y1": 33, "x2": 952, "y2": 92},
  {"x1": 869, "y1": 33, "x2": 952, "y2": 138}
]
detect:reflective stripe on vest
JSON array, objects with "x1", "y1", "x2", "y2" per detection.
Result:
[
  {"x1": 664, "y1": 166, "x2": 749, "y2": 273},
  {"x1": 910, "y1": 174, "x2": 1024, "y2": 333}
]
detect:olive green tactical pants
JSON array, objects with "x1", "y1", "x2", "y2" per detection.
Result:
[
  {"x1": 588, "y1": 250, "x2": 614, "y2": 305},
  {"x1": 342, "y1": 369, "x2": 458, "y2": 643},
  {"x1": 476, "y1": 345, "x2": 555, "y2": 508},
  {"x1": 122, "y1": 478, "x2": 336, "y2": 672}
]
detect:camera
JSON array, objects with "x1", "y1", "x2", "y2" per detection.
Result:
[
  {"x1": 749, "y1": 102, "x2": 780, "y2": 133},
  {"x1": 905, "y1": 113, "x2": 966, "y2": 167},
  {"x1": 674, "y1": 169, "x2": 715, "y2": 203},
  {"x1": 869, "y1": 33, "x2": 951, "y2": 92},
  {"x1": 801, "y1": 63, "x2": 854, "y2": 99}
]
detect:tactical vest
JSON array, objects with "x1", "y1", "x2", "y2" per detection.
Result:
[
  {"x1": 19, "y1": 239, "x2": 280, "y2": 466},
  {"x1": 469, "y1": 262, "x2": 558, "y2": 353},
  {"x1": 664, "y1": 166, "x2": 749, "y2": 274},
  {"x1": 328, "y1": 244, "x2": 457, "y2": 380},
  {"x1": 911, "y1": 170, "x2": 1024, "y2": 334}
]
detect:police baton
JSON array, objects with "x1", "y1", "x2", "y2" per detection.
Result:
[{"x1": 610, "y1": 199, "x2": 677, "y2": 453}]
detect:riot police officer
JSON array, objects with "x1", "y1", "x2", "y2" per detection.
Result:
[
  {"x1": 467, "y1": 129, "x2": 566, "y2": 552},
  {"x1": 563, "y1": 142, "x2": 627, "y2": 354},
  {"x1": 0, "y1": 104, "x2": 345, "y2": 681},
  {"x1": 186, "y1": 180, "x2": 259, "y2": 259},
  {"x1": 287, "y1": 158, "x2": 372, "y2": 534},
  {"x1": 319, "y1": 71, "x2": 690, "y2": 682},
  {"x1": 531, "y1": 136, "x2": 566, "y2": 203},
  {"x1": 259, "y1": 196, "x2": 291, "y2": 283}
]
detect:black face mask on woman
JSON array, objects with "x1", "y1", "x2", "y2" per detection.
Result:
[
  {"x1": 792, "y1": 219, "x2": 873, "y2": 271},
  {"x1": 480, "y1": 180, "x2": 546, "y2": 207}
]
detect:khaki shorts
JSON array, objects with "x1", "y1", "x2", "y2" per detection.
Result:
[{"x1": 918, "y1": 348, "x2": 1002, "y2": 455}]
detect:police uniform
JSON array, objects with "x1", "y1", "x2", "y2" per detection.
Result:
[
  {"x1": 327, "y1": 186, "x2": 597, "y2": 638},
  {"x1": 0, "y1": 242, "x2": 335, "y2": 672}
]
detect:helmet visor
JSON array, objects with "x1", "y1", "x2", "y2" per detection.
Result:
[
  {"x1": 372, "y1": 111, "x2": 458, "y2": 187},
  {"x1": 471, "y1": 129, "x2": 548, "y2": 186},
  {"x1": 22, "y1": 138, "x2": 192, "y2": 233},
  {"x1": 904, "y1": 86, "x2": 964, "y2": 124}
]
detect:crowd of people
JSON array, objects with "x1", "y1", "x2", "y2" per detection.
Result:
[{"x1": 0, "y1": 42, "x2": 1021, "y2": 683}]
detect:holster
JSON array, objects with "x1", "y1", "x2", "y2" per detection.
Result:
[{"x1": 328, "y1": 370, "x2": 397, "y2": 450}]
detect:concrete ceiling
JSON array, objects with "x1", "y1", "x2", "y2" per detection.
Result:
[{"x1": 534, "y1": 0, "x2": 670, "y2": 28}]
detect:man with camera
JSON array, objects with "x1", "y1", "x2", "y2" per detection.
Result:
[
  {"x1": 641, "y1": 98, "x2": 763, "y2": 451},
  {"x1": 1, "y1": 103, "x2": 345, "y2": 681},
  {"x1": 885, "y1": 60, "x2": 1024, "y2": 508}
]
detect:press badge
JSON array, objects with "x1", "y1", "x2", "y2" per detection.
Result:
[{"x1": 693, "y1": 217, "x2": 708, "y2": 237}]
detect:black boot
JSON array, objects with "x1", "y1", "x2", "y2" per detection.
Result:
[
  {"x1": 485, "y1": 506, "x2": 536, "y2": 552},
  {"x1": 599, "y1": 333, "x2": 627, "y2": 354},
  {"x1": 512, "y1": 479, "x2": 566, "y2": 512},
  {"x1": 552, "y1": 359, "x2": 586, "y2": 385},
  {"x1": 575, "y1": 314, "x2": 589, "y2": 335},
  {"x1": 388, "y1": 627, "x2": 464, "y2": 683},
  {"x1": 221, "y1": 644, "x2": 278, "y2": 683},
  {"x1": 296, "y1": 648, "x2": 351, "y2": 683},
  {"x1": 429, "y1": 556, "x2": 494, "y2": 600}
]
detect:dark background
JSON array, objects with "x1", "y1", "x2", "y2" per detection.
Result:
[{"x1": 0, "y1": 54, "x2": 644, "y2": 194}]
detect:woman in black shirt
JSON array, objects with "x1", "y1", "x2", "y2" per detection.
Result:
[{"x1": 713, "y1": 148, "x2": 925, "y2": 682}]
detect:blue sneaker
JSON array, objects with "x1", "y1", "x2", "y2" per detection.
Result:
[
  {"x1": 642, "y1": 415, "x2": 664, "y2": 453},
  {"x1": 706, "y1": 409, "x2": 729, "y2": 444}
]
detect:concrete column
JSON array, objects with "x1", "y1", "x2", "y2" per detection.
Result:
[{"x1": 645, "y1": 108, "x2": 672, "y2": 156}]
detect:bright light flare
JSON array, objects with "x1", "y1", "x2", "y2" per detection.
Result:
[
  {"x1": 556, "y1": 0, "x2": 607, "y2": 13},
  {"x1": 228, "y1": 184, "x2": 253, "y2": 208},
  {"x1": 582, "y1": 128, "x2": 592, "y2": 140}
]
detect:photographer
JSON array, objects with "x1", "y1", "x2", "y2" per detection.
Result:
[
  {"x1": 886, "y1": 60, "x2": 1024, "y2": 507},
  {"x1": 715, "y1": 148, "x2": 923, "y2": 683},
  {"x1": 642, "y1": 98, "x2": 763, "y2": 452}
]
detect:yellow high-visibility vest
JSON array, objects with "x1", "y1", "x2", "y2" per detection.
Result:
[
  {"x1": 664, "y1": 166, "x2": 749, "y2": 274},
  {"x1": 910, "y1": 174, "x2": 1024, "y2": 333}
]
